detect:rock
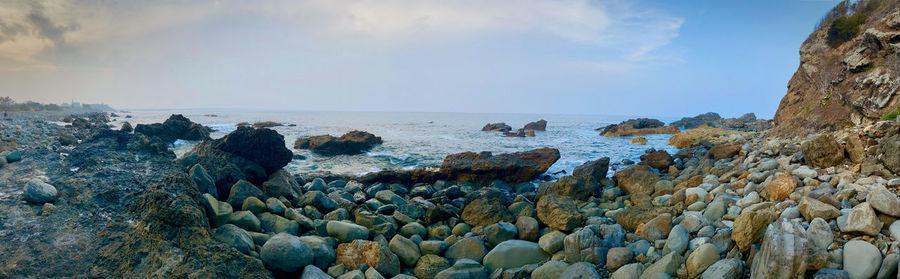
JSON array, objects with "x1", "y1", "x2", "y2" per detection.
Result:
[
  {"x1": 843, "y1": 202, "x2": 883, "y2": 236},
  {"x1": 880, "y1": 134, "x2": 900, "y2": 173},
  {"x1": 5, "y1": 150, "x2": 22, "y2": 163},
  {"x1": 806, "y1": 218, "x2": 833, "y2": 250},
  {"x1": 327, "y1": 221, "x2": 370, "y2": 242},
  {"x1": 375, "y1": 190, "x2": 406, "y2": 206},
  {"x1": 606, "y1": 247, "x2": 633, "y2": 271},
  {"x1": 732, "y1": 207, "x2": 775, "y2": 252},
  {"x1": 563, "y1": 225, "x2": 610, "y2": 266},
  {"x1": 866, "y1": 184, "x2": 900, "y2": 217},
  {"x1": 226, "y1": 180, "x2": 265, "y2": 208},
  {"x1": 639, "y1": 252, "x2": 682, "y2": 279},
  {"x1": 483, "y1": 222, "x2": 517, "y2": 247},
  {"x1": 482, "y1": 240, "x2": 549, "y2": 271},
  {"x1": 800, "y1": 196, "x2": 840, "y2": 220},
  {"x1": 201, "y1": 193, "x2": 233, "y2": 227},
  {"x1": 532, "y1": 260, "x2": 569, "y2": 279},
  {"x1": 573, "y1": 157, "x2": 610, "y2": 183},
  {"x1": 439, "y1": 147, "x2": 560, "y2": 184},
  {"x1": 213, "y1": 224, "x2": 254, "y2": 255},
  {"x1": 670, "y1": 112, "x2": 724, "y2": 129},
  {"x1": 612, "y1": 263, "x2": 644, "y2": 279},
  {"x1": 700, "y1": 259, "x2": 743, "y2": 279},
  {"x1": 336, "y1": 239, "x2": 401, "y2": 277},
  {"x1": 538, "y1": 231, "x2": 566, "y2": 254},
  {"x1": 434, "y1": 259, "x2": 489, "y2": 279},
  {"x1": 229, "y1": 211, "x2": 261, "y2": 232},
  {"x1": 300, "y1": 236, "x2": 337, "y2": 269},
  {"x1": 337, "y1": 270, "x2": 363, "y2": 279},
  {"x1": 843, "y1": 240, "x2": 881, "y2": 279},
  {"x1": 537, "y1": 194, "x2": 584, "y2": 231},
  {"x1": 600, "y1": 118, "x2": 680, "y2": 137},
  {"x1": 389, "y1": 235, "x2": 421, "y2": 266},
  {"x1": 261, "y1": 233, "x2": 314, "y2": 273},
  {"x1": 709, "y1": 144, "x2": 741, "y2": 160},
  {"x1": 301, "y1": 265, "x2": 332, "y2": 279},
  {"x1": 515, "y1": 216, "x2": 539, "y2": 241},
  {"x1": 792, "y1": 166, "x2": 818, "y2": 179},
  {"x1": 686, "y1": 244, "x2": 719, "y2": 278},
  {"x1": 242, "y1": 197, "x2": 266, "y2": 214},
  {"x1": 890, "y1": 220, "x2": 900, "y2": 240},
  {"x1": 482, "y1": 123, "x2": 512, "y2": 132},
  {"x1": 766, "y1": 172, "x2": 797, "y2": 201},
  {"x1": 749, "y1": 219, "x2": 810, "y2": 279},
  {"x1": 414, "y1": 254, "x2": 449, "y2": 279},
  {"x1": 540, "y1": 175, "x2": 596, "y2": 201},
  {"x1": 208, "y1": 126, "x2": 293, "y2": 176},
  {"x1": 813, "y1": 269, "x2": 850, "y2": 279},
  {"x1": 445, "y1": 236, "x2": 488, "y2": 263},
  {"x1": 523, "y1": 120, "x2": 548, "y2": 131},
  {"x1": 640, "y1": 213, "x2": 672, "y2": 241},
  {"x1": 631, "y1": 137, "x2": 648, "y2": 145},
  {"x1": 662, "y1": 225, "x2": 689, "y2": 256},
  {"x1": 801, "y1": 134, "x2": 845, "y2": 168},
  {"x1": 876, "y1": 254, "x2": 898, "y2": 279},
  {"x1": 560, "y1": 262, "x2": 601, "y2": 279},
  {"x1": 265, "y1": 197, "x2": 286, "y2": 214},
  {"x1": 640, "y1": 150, "x2": 672, "y2": 171},
  {"x1": 190, "y1": 164, "x2": 218, "y2": 198},
  {"x1": 614, "y1": 165, "x2": 659, "y2": 195},
  {"x1": 262, "y1": 169, "x2": 303, "y2": 204},
  {"x1": 259, "y1": 213, "x2": 299, "y2": 235},
  {"x1": 461, "y1": 189, "x2": 513, "y2": 227},
  {"x1": 23, "y1": 179, "x2": 58, "y2": 204},
  {"x1": 294, "y1": 130, "x2": 383, "y2": 155},
  {"x1": 134, "y1": 114, "x2": 211, "y2": 143}
]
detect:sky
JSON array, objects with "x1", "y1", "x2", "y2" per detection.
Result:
[{"x1": 0, "y1": 0, "x2": 841, "y2": 118}]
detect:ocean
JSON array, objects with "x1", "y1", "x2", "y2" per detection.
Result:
[{"x1": 114, "y1": 110, "x2": 679, "y2": 178}]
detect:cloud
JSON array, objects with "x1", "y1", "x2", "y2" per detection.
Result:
[{"x1": 0, "y1": 0, "x2": 683, "y2": 73}]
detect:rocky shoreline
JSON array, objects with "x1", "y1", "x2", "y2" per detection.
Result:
[{"x1": 1, "y1": 111, "x2": 898, "y2": 279}]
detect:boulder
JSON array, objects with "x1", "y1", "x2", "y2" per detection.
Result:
[
  {"x1": 640, "y1": 150, "x2": 671, "y2": 170},
  {"x1": 670, "y1": 112, "x2": 723, "y2": 129},
  {"x1": 523, "y1": 120, "x2": 548, "y2": 131},
  {"x1": 461, "y1": 189, "x2": 513, "y2": 227},
  {"x1": 294, "y1": 130, "x2": 383, "y2": 156},
  {"x1": 439, "y1": 147, "x2": 560, "y2": 184},
  {"x1": 336, "y1": 239, "x2": 401, "y2": 277},
  {"x1": 539, "y1": 175, "x2": 596, "y2": 201},
  {"x1": 201, "y1": 193, "x2": 232, "y2": 227},
  {"x1": 686, "y1": 244, "x2": 720, "y2": 278},
  {"x1": 600, "y1": 118, "x2": 679, "y2": 137},
  {"x1": 434, "y1": 259, "x2": 489, "y2": 279},
  {"x1": 23, "y1": 179, "x2": 58, "y2": 204},
  {"x1": 560, "y1": 262, "x2": 601, "y2": 279},
  {"x1": 800, "y1": 134, "x2": 845, "y2": 168},
  {"x1": 573, "y1": 157, "x2": 610, "y2": 183},
  {"x1": 701, "y1": 259, "x2": 743, "y2": 279},
  {"x1": 537, "y1": 194, "x2": 584, "y2": 231},
  {"x1": 749, "y1": 219, "x2": 810, "y2": 279},
  {"x1": 190, "y1": 164, "x2": 218, "y2": 198},
  {"x1": 134, "y1": 114, "x2": 211, "y2": 143},
  {"x1": 639, "y1": 252, "x2": 682, "y2": 279},
  {"x1": 445, "y1": 236, "x2": 488, "y2": 263},
  {"x1": 213, "y1": 224, "x2": 254, "y2": 255},
  {"x1": 482, "y1": 240, "x2": 549, "y2": 271},
  {"x1": 866, "y1": 184, "x2": 900, "y2": 217},
  {"x1": 299, "y1": 236, "x2": 337, "y2": 269},
  {"x1": 765, "y1": 172, "x2": 797, "y2": 201},
  {"x1": 483, "y1": 222, "x2": 517, "y2": 247},
  {"x1": 879, "y1": 134, "x2": 900, "y2": 173},
  {"x1": 261, "y1": 233, "x2": 314, "y2": 273},
  {"x1": 799, "y1": 196, "x2": 840, "y2": 220},
  {"x1": 262, "y1": 169, "x2": 303, "y2": 204},
  {"x1": 414, "y1": 254, "x2": 450, "y2": 279},
  {"x1": 532, "y1": 260, "x2": 569, "y2": 279},
  {"x1": 538, "y1": 231, "x2": 566, "y2": 254},
  {"x1": 843, "y1": 240, "x2": 881, "y2": 279},
  {"x1": 225, "y1": 180, "x2": 265, "y2": 209},
  {"x1": 482, "y1": 123, "x2": 512, "y2": 132},
  {"x1": 842, "y1": 202, "x2": 883, "y2": 236},
  {"x1": 326, "y1": 221, "x2": 370, "y2": 242},
  {"x1": 215, "y1": 126, "x2": 293, "y2": 174},
  {"x1": 613, "y1": 165, "x2": 659, "y2": 195},
  {"x1": 709, "y1": 144, "x2": 741, "y2": 160},
  {"x1": 388, "y1": 235, "x2": 421, "y2": 266},
  {"x1": 563, "y1": 225, "x2": 611, "y2": 266},
  {"x1": 732, "y1": 207, "x2": 776, "y2": 252}
]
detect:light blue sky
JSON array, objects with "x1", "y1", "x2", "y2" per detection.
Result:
[{"x1": 0, "y1": 0, "x2": 840, "y2": 118}]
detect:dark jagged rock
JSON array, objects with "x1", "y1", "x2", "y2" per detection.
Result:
[
  {"x1": 134, "y1": 114, "x2": 211, "y2": 143},
  {"x1": 599, "y1": 118, "x2": 680, "y2": 137},
  {"x1": 670, "y1": 112, "x2": 723, "y2": 129},
  {"x1": 671, "y1": 112, "x2": 772, "y2": 131},
  {"x1": 294, "y1": 130, "x2": 383, "y2": 156},
  {"x1": 639, "y1": 150, "x2": 672, "y2": 171},
  {"x1": 192, "y1": 127, "x2": 292, "y2": 195},
  {"x1": 523, "y1": 120, "x2": 547, "y2": 131},
  {"x1": 572, "y1": 157, "x2": 610, "y2": 183},
  {"x1": 439, "y1": 147, "x2": 560, "y2": 184},
  {"x1": 482, "y1": 123, "x2": 512, "y2": 132}
]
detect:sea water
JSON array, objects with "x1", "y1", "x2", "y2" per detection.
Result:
[{"x1": 116, "y1": 109, "x2": 679, "y2": 178}]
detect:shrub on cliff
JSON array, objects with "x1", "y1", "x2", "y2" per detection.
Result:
[{"x1": 826, "y1": 13, "x2": 866, "y2": 48}]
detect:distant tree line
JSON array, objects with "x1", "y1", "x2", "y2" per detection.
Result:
[{"x1": 0, "y1": 96, "x2": 62, "y2": 112}]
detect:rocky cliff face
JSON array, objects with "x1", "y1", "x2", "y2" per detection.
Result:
[{"x1": 773, "y1": 1, "x2": 900, "y2": 136}]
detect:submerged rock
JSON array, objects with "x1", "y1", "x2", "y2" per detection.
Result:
[{"x1": 294, "y1": 130, "x2": 383, "y2": 155}]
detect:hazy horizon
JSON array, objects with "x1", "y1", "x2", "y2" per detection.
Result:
[{"x1": 1, "y1": 0, "x2": 841, "y2": 118}]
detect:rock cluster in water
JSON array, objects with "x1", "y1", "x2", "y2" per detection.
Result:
[
  {"x1": 295, "y1": 130, "x2": 383, "y2": 156},
  {"x1": 599, "y1": 118, "x2": 680, "y2": 137},
  {"x1": 670, "y1": 112, "x2": 773, "y2": 131},
  {"x1": 482, "y1": 120, "x2": 547, "y2": 137}
]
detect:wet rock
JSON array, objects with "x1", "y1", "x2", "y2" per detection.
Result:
[
  {"x1": 482, "y1": 123, "x2": 512, "y2": 132},
  {"x1": 295, "y1": 131, "x2": 383, "y2": 156},
  {"x1": 573, "y1": 157, "x2": 610, "y2": 183},
  {"x1": 261, "y1": 233, "x2": 314, "y2": 274},
  {"x1": 613, "y1": 165, "x2": 659, "y2": 195},
  {"x1": 445, "y1": 236, "x2": 488, "y2": 263},
  {"x1": 435, "y1": 259, "x2": 488, "y2": 279},
  {"x1": 439, "y1": 147, "x2": 560, "y2": 184},
  {"x1": 537, "y1": 194, "x2": 584, "y2": 231},
  {"x1": 214, "y1": 224, "x2": 254, "y2": 255},
  {"x1": 336, "y1": 239, "x2": 401, "y2": 277},
  {"x1": 483, "y1": 240, "x2": 549, "y2": 271},
  {"x1": 801, "y1": 134, "x2": 845, "y2": 168},
  {"x1": 23, "y1": 179, "x2": 58, "y2": 204},
  {"x1": 843, "y1": 240, "x2": 881, "y2": 279},
  {"x1": 842, "y1": 202, "x2": 883, "y2": 236},
  {"x1": 523, "y1": 120, "x2": 548, "y2": 131},
  {"x1": 228, "y1": 211, "x2": 261, "y2": 232},
  {"x1": 461, "y1": 189, "x2": 513, "y2": 227},
  {"x1": 201, "y1": 193, "x2": 233, "y2": 227},
  {"x1": 749, "y1": 219, "x2": 810, "y2": 278},
  {"x1": 327, "y1": 221, "x2": 370, "y2": 242},
  {"x1": 242, "y1": 197, "x2": 266, "y2": 214}
]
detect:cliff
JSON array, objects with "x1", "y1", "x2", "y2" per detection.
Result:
[{"x1": 773, "y1": 0, "x2": 900, "y2": 137}]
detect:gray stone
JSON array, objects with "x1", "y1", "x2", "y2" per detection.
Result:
[
  {"x1": 611, "y1": 263, "x2": 644, "y2": 279},
  {"x1": 419, "y1": 240, "x2": 447, "y2": 255},
  {"x1": 800, "y1": 196, "x2": 840, "y2": 221},
  {"x1": 434, "y1": 259, "x2": 488, "y2": 279},
  {"x1": 228, "y1": 210, "x2": 262, "y2": 232},
  {"x1": 750, "y1": 219, "x2": 810, "y2": 279},
  {"x1": 876, "y1": 254, "x2": 898, "y2": 279},
  {"x1": 364, "y1": 268, "x2": 383, "y2": 279},
  {"x1": 662, "y1": 225, "x2": 688, "y2": 256},
  {"x1": 842, "y1": 202, "x2": 883, "y2": 236},
  {"x1": 867, "y1": 184, "x2": 900, "y2": 217},
  {"x1": 483, "y1": 222, "x2": 517, "y2": 247},
  {"x1": 261, "y1": 233, "x2": 314, "y2": 273},
  {"x1": 890, "y1": 220, "x2": 900, "y2": 241},
  {"x1": 686, "y1": 243, "x2": 719, "y2": 278},
  {"x1": 266, "y1": 197, "x2": 287, "y2": 214},
  {"x1": 201, "y1": 193, "x2": 233, "y2": 227},
  {"x1": 399, "y1": 222, "x2": 428, "y2": 239},
  {"x1": 327, "y1": 221, "x2": 370, "y2": 242},
  {"x1": 337, "y1": 270, "x2": 363, "y2": 279},
  {"x1": 301, "y1": 265, "x2": 332, "y2": 279},
  {"x1": 445, "y1": 236, "x2": 488, "y2": 263},
  {"x1": 843, "y1": 240, "x2": 881, "y2": 279},
  {"x1": 564, "y1": 225, "x2": 609, "y2": 266},
  {"x1": 213, "y1": 224, "x2": 254, "y2": 255},
  {"x1": 242, "y1": 196, "x2": 266, "y2": 214},
  {"x1": 226, "y1": 180, "x2": 264, "y2": 208},
  {"x1": 539, "y1": 231, "x2": 566, "y2": 253},
  {"x1": 813, "y1": 269, "x2": 849, "y2": 279},
  {"x1": 375, "y1": 190, "x2": 406, "y2": 206},
  {"x1": 560, "y1": 262, "x2": 601, "y2": 279},
  {"x1": 638, "y1": 252, "x2": 681, "y2": 279},
  {"x1": 300, "y1": 235, "x2": 337, "y2": 269},
  {"x1": 701, "y1": 259, "x2": 743, "y2": 279},
  {"x1": 190, "y1": 164, "x2": 218, "y2": 198},
  {"x1": 606, "y1": 247, "x2": 633, "y2": 271},
  {"x1": 532, "y1": 260, "x2": 569, "y2": 279},
  {"x1": 388, "y1": 234, "x2": 421, "y2": 266},
  {"x1": 23, "y1": 179, "x2": 58, "y2": 204},
  {"x1": 807, "y1": 218, "x2": 833, "y2": 250},
  {"x1": 482, "y1": 240, "x2": 549, "y2": 271}
]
